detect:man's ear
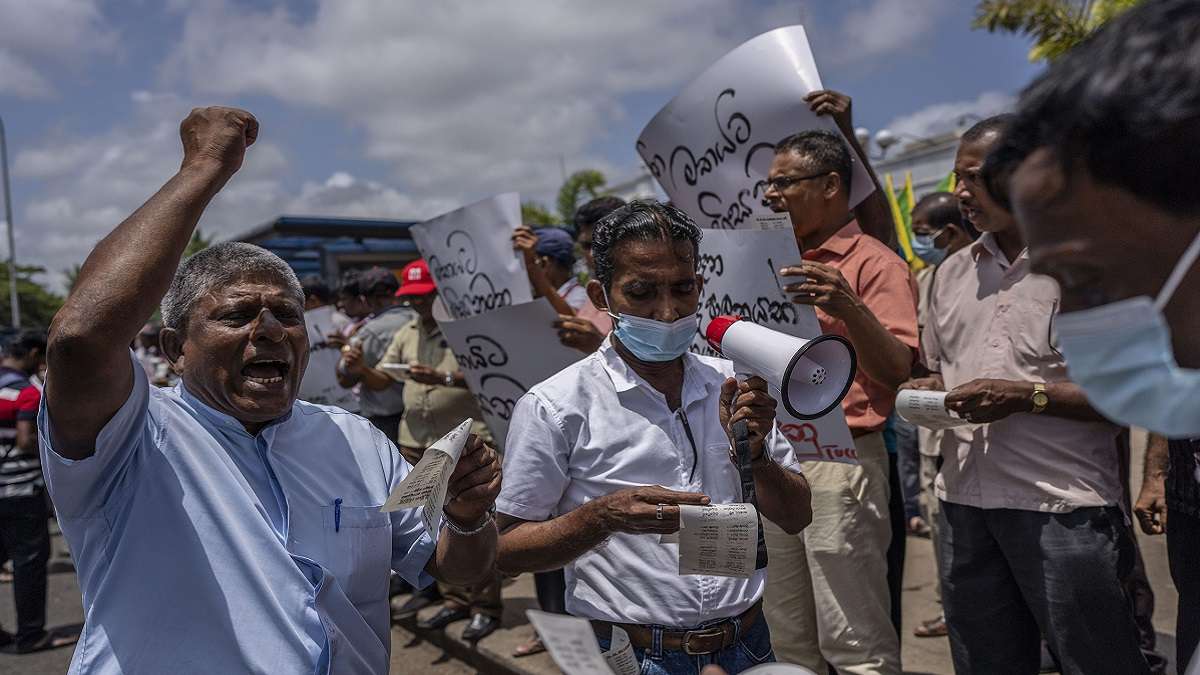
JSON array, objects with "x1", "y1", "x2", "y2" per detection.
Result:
[
  {"x1": 586, "y1": 278, "x2": 608, "y2": 313},
  {"x1": 160, "y1": 328, "x2": 185, "y2": 373},
  {"x1": 822, "y1": 172, "x2": 843, "y2": 201}
]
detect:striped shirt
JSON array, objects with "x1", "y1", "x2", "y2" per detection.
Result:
[{"x1": 0, "y1": 367, "x2": 42, "y2": 498}]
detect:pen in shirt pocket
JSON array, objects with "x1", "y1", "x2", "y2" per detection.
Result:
[{"x1": 334, "y1": 498, "x2": 343, "y2": 533}]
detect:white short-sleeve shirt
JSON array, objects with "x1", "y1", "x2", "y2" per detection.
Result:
[{"x1": 497, "y1": 338, "x2": 801, "y2": 627}]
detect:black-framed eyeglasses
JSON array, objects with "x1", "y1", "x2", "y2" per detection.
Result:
[{"x1": 764, "y1": 171, "x2": 832, "y2": 192}]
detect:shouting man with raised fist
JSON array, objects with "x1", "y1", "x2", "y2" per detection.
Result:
[{"x1": 39, "y1": 107, "x2": 503, "y2": 674}]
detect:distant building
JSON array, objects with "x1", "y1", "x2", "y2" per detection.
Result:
[
  {"x1": 873, "y1": 131, "x2": 960, "y2": 197},
  {"x1": 235, "y1": 215, "x2": 419, "y2": 281},
  {"x1": 605, "y1": 165, "x2": 663, "y2": 203}
]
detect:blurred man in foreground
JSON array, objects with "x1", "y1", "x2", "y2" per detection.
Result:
[{"x1": 984, "y1": 3, "x2": 1200, "y2": 668}]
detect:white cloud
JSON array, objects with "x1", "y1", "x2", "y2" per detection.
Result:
[
  {"x1": 161, "y1": 0, "x2": 788, "y2": 200},
  {"x1": 881, "y1": 90, "x2": 1015, "y2": 146},
  {"x1": 825, "y1": 0, "x2": 954, "y2": 66},
  {"x1": 15, "y1": 92, "x2": 453, "y2": 291},
  {"x1": 0, "y1": 0, "x2": 116, "y2": 98}
]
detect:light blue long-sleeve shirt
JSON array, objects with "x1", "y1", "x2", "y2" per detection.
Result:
[{"x1": 39, "y1": 353, "x2": 437, "y2": 674}]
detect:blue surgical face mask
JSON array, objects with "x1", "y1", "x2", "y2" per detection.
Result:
[
  {"x1": 1055, "y1": 230, "x2": 1200, "y2": 438},
  {"x1": 912, "y1": 233, "x2": 947, "y2": 266},
  {"x1": 604, "y1": 290, "x2": 698, "y2": 362}
]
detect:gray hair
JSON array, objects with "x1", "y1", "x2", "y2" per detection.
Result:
[{"x1": 161, "y1": 242, "x2": 304, "y2": 331}]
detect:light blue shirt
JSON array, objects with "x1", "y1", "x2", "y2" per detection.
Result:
[{"x1": 39, "y1": 353, "x2": 437, "y2": 674}]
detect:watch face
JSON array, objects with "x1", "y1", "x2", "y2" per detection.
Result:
[{"x1": 1033, "y1": 392, "x2": 1049, "y2": 407}]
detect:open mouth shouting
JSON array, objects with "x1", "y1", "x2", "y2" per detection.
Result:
[{"x1": 241, "y1": 356, "x2": 291, "y2": 388}]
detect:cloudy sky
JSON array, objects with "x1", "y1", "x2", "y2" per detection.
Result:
[{"x1": 1, "y1": 0, "x2": 1041, "y2": 290}]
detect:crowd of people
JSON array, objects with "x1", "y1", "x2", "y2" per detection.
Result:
[{"x1": 2, "y1": 1, "x2": 1198, "y2": 673}]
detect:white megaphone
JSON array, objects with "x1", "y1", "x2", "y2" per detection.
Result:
[{"x1": 706, "y1": 315, "x2": 856, "y2": 420}]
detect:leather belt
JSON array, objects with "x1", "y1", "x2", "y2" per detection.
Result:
[{"x1": 590, "y1": 600, "x2": 762, "y2": 656}]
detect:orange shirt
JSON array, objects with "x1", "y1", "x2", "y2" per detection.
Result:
[{"x1": 803, "y1": 220, "x2": 919, "y2": 433}]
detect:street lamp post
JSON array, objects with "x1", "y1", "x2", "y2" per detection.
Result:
[{"x1": 0, "y1": 115, "x2": 20, "y2": 329}]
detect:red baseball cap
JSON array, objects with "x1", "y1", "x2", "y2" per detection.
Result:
[{"x1": 395, "y1": 259, "x2": 437, "y2": 297}]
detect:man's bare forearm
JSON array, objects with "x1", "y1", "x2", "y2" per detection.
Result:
[
  {"x1": 428, "y1": 523, "x2": 499, "y2": 586},
  {"x1": 1143, "y1": 433, "x2": 1170, "y2": 484},
  {"x1": 840, "y1": 302, "x2": 913, "y2": 390},
  {"x1": 753, "y1": 460, "x2": 811, "y2": 534},
  {"x1": 497, "y1": 502, "x2": 611, "y2": 575}
]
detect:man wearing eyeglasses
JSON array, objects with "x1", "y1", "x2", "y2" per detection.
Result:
[{"x1": 758, "y1": 95, "x2": 918, "y2": 674}]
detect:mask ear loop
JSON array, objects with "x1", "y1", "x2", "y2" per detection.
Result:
[
  {"x1": 601, "y1": 288, "x2": 619, "y2": 323},
  {"x1": 1155, "y1": 229, "x2": 1200, "y2": 312}
]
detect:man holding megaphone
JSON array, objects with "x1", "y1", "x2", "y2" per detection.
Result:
[{"x1": 495, "y1": 201, "x2": 812, "y2": 674}]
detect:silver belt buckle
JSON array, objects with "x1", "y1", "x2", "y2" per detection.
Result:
[{"x1": 681, "y1": 626, "x2": 727, "y2": 655}]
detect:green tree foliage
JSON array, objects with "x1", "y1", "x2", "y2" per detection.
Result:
[
  {"x1": 0, "y1": 264, "x2": 64, "y2": 328},
  {"x1": 521, "y1": 201, "x2": 559, "y2": 227},
  {"x1": 556, "y1": 169, "x2": 607, "y2": 223},
  {"x1": 974, "y1": 0, "x2": 1143, "y2": 62}
]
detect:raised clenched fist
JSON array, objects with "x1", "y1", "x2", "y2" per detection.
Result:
[{"x1": 179, "y1": 106, "x2": 259, "y2": 177}]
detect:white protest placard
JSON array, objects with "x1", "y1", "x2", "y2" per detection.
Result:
[
  {"x1": 693, "y1": 228, "x2": 858, "y2": 463},
  {"x1": 410, "y1": 193, "x2": 533, "y2": 320},
  {"x1": 896, "y1": 390, "x2": 970, "y2": 431},
  {"x1": 678, "y1": 503, "x2": 758, "y2": 578},
  {"x1": 636, "y1": 25, "x2": 873, "y2": 229},
  {"x1": 298, "y1": 306, "x2": 359, "y2": 412},
  {"x1": 527, "y1": 610, "x2": 639, "y2": 675},
  {"x1": 381, "y1": 418, "x2": 472, "y2": 537},
  {"x1": 438, "y1": 299, "x2": 583, "y2": 446}
]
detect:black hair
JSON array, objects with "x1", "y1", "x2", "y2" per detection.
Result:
[
  {"x1": 357, "y1": 267, "x2": 401, "y2": 297},
  {"x1": 916, "y1": 191, "x2": 980, "y2": 240},
  {"x1": 300, "y1": 274, "x2": 333, "y2": 304},
  {"x1": 592, "y1": 201, "x2": 702, "y2": 289},
  {"x1": 337, "y1": 269, "x2": 362, "y2": 297},
  {"x1": 6, "y1": 330, "x2": 47, "y2": 359},
  {"x1": 572, "y1": 196, "x2": 627, "y2": 233},
  {"x1": 774, "y1": 130, "x2": 852, "y2": 193},
  {"x1": 983, "y1": 0, "x2": 1200, "y2": 215},
  {"x1": 960, "y1": 114, "x2": 1014, "y2": 146}
]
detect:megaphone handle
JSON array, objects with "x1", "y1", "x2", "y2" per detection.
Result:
[{"x1": 733, "y1": 420, "x2": 769, "y2": 571}]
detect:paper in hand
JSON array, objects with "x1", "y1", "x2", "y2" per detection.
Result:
[
  {"x1": 678, "y1": 503, "x2": 759, "y2": 578},
  {"x1": 895, "y1": 390, "x2": 970, "y2": 431},
  {"x1": 527, "y1": 610, "x2": 639, "y2": 675},
  {"x1": 380, "y1": 418, "x2": 473, "y2": 537}
]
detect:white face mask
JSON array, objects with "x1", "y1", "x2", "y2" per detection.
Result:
[{"x1": 1055, "y1": 229, "x2": 1200, "y2": 438}]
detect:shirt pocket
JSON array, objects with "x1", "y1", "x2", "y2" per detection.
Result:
[
  {"x1": 1008, "y1": 295, "x2": 1062, "y2": 375},
  {"x1": 321, "y1": 504, "x2": 392, "y2": 606}
]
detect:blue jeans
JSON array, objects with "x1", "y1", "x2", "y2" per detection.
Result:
[
  {"x1": 938, "y1": 501, "x2": 1150, "y2": 675},
  {"x1": 596, "y1": 614, "x2": 775, "y2": 675}
]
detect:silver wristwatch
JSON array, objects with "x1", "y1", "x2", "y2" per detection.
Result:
[{"x1": 443, "y1": 372, "x2": 455, "y2": 387}]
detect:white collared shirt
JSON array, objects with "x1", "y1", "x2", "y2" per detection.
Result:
[{"x1": 497, "y1": 338, "x2": 800, "y2": 627}]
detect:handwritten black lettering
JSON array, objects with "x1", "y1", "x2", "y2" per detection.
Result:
[
  {"x1": 477, "y1": 373, "x2": 528, "y2": 422},
  {"x1": 665, "y1": 89, "x2": 752, "y2": 190}
]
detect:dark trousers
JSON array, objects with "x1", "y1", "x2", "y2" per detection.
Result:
[
  {"x1": 0, "y1": 495, "x2": 50, "y2": 646},
  {"x1": 938, "y1": 501, "x2": 1149, "y2": 675},
  {"x1": 1168, "y1": 507, "x2": 1200, "y2": 674},
  {"x1": 367, "y1": 413, "x2": 403, "y2": 444},
  {"x1": 893, "y1": 416, "x2": 922, "y2": 520},
  {"x1": 534, "y1": 569, "x2": 566, "y2": 614}
]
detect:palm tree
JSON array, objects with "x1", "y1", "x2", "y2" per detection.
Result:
[{"x1": 974, "y1": 0, "x2": 1143, "y2": 62}]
